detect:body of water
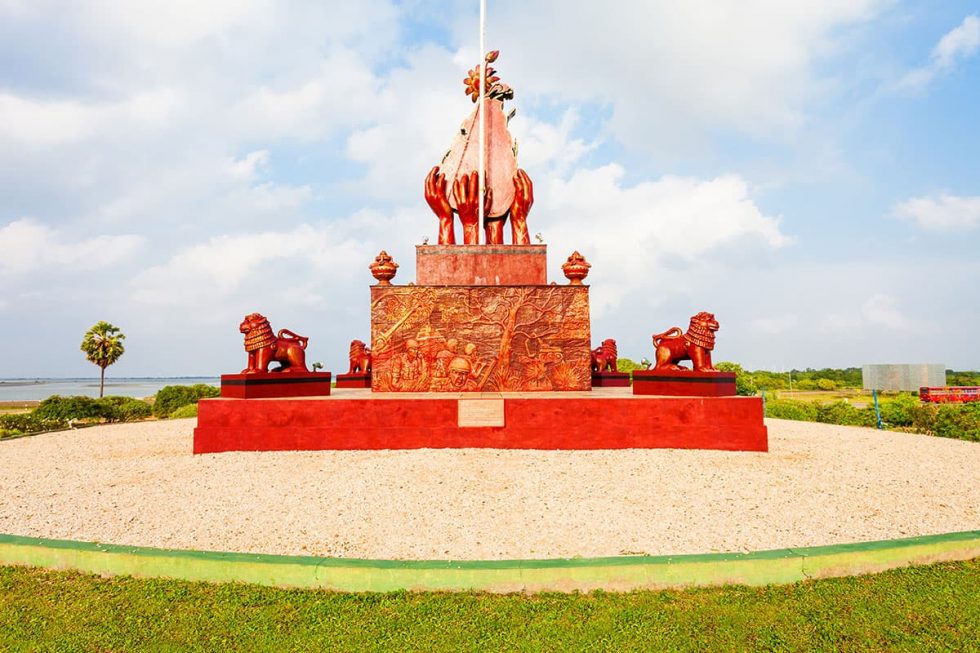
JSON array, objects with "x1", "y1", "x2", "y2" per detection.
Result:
[{"x1": 0, "y1": 378, "x2": 220, "y2": 401}]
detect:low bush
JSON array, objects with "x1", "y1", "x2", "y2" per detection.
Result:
[
  {"x1": 765, "y1": 394, "x2": 980, "y2": 442},
  {"x1": 99, "y1": 396, "x2": 153, "y2": 422},
  {"x1": 765, "y1": 400, "x2": 818, "y2": 421},
  {"x1": 815, "y1": 400, "x2": 875, "y2": 427},
  {"x1": 0, "y1": 413, "x2": 65, "y2": 437},
  {"x1": 33, "y1": 395, "x2": 111, "y2": 422},
  {"x1": 931, "y1": 402, "x2": 980, "y2": 442},
  {"x1": 169, "y1": 404, "x2": 199, "y2": 419},
  {"x1": 879, "y1": 393, "x2": 920, "y2": 427},
  {"x1": 152, "y1": 384, "x2": 219, "y2": 418}
]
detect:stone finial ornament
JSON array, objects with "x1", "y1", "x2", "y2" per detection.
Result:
[
  {"x1": 369, "y1": 250, "x2": 398, "y2": 285},
  {"x1": 562, "y1": 251, "x2": 591, "y2": 285}
]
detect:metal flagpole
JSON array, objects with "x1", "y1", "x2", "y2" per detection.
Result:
[{"x1": 478, "y1": 0, "x2": 486, "y2": 240}]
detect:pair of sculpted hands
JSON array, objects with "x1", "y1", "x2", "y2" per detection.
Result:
[{"x1": 424, "y1": 167, "x2": 533, "y2": 245}]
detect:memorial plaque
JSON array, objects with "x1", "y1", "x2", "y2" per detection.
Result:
[{"x1": 458, "y1": 399, "x2": 505, "y2": 427}]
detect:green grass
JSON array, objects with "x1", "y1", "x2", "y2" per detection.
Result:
[{"x1": 1, "y1": 560, "x2": 978, "y2": 651}]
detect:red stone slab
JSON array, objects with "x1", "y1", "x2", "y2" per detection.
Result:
[
  {"x1": 415, "y1": 245, "x2": 547, "y2": 285},
  {"x1": 193, "y1": 391, "x2": 767, "y2": 453},
  {"x1": 591, "y1": 372, "x2": 631, "y2": 387},
  {"x1": 632, "y1": 370, "x2": 736, "y2": 397},
  {"x1": 220, "y1": 372, "x2": 332, "y2": 399},
  {"x1": 335, "y1": 373, "x2": 371, "y2": 389}
]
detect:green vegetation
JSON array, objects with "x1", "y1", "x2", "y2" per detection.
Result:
[
  {"x1": 152, "y1": 384, "x2": 219, "y2": 418},
  {"x1": 0, "y1": 383, "x2": 217, "y2": 438},
  {"x1": 0, "y1": 560, "x2": 977, "y2": 651},
  {"x1": 765, "y1": 393, "x2": 980, "y2": 442},
  {"x1": 0, "y1": 395, "x2": 152, "y2": 439},
  {"x1": 80, "y1": 321, "x2": 126, "y2": 398},
  {"x1": 615, "y1": 357, "x2": 645, "y2": 374},
  {"x1": 947, "y1": 369, "x2": 980, "y2": 386},
  {"x1": 169, "y1": 403, "x2": 199, "y2": 419}
]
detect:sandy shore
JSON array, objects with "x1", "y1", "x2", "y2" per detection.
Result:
[{"x1": 0, "y1": 419, "x2": 977, "y2": 560}]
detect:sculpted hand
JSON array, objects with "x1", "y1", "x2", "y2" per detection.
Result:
[
  {"x1": 510, "y1": 168, "x2": 533, "y2": 245},
  {"x1": 424, "y1": 166, "x2": 455, "y2": 244},
  {"x1": 453, "y1": 171, "x2": 492, "y2": 245}
]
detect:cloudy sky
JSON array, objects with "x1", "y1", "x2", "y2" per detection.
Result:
[{"x1": 1, "y1": 0, "x2": 979, "y2": 377}]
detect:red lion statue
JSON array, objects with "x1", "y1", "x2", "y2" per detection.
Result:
[
  {"x1": 651, "y1": 312, "x2": 720, "y2": 372},
  {"x1": 347, "y1": 339, "x2": 372, "y2": 375},
  {"x1": 590, "y1": 339, "x2": 619, "y2": 373},
  {"x1": 239, "y1": 313, "x2": 309, "y2": 374}
]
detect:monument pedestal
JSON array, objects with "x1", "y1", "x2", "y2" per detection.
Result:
[
  {"x1": 220, "y1": 372, "x2": 332, "y2": 399},
  {"x1": 416, "y1": 244, "x2": 547, "y2": 285},
  {"x1": 194, "y1": 389, "x2": 768, "y2": 453},
  {"x1": 632, "y1": 370, "x2": 737, "y2": 397}
]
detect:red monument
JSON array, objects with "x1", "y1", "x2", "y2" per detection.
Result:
[{"x1": 193, "y1": 51, "x2": 766, "y2": 454}]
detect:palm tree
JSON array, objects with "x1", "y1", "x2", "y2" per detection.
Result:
[{"x1": 80, "y1": 321, "x2": 126, "y2": 398}]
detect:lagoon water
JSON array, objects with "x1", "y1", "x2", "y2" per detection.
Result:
[{"x1": 0, "y1": 378, "x2": 220, "y2": 401}]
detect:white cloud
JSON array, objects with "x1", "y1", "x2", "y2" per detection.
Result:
[
  {"x1": 820, "y1": 294, "x2": 910, "y2": 333},
  {"x1": 534, "y1": 164, "x2": 790, "y2": 315},
  {"x1": 897, "y1": 15, "x2": 980, "y2": 91},
  {"x1": 0, "y1": 218, "x2": 144, "y2": 275},
  {"x1": 750, "y1": 315, "x2": 800, "y2": 335},
  {"x1": 484, "y1": 0, "x2": 882, "y2": 150},
  {"x1": 129, "y1": 222, "x2": 378, "y2": 308},
  {"x1": 0, "y1": 89, "x2": 183, "y2": 147},
  {"x1": 893, "y1": 193, "x2": 980, "y2": 232}
]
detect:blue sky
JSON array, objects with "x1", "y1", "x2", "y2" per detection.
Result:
[{"x1": 1, "y1": 0, "x2": 978, "y2": 377}]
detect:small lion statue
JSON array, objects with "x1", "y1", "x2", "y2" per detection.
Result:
[
  {"x1": 347, "y1": 339, "x2": 372, "y2": 375},
  {"x1": 239, "y1": 313, "x2": 309, "y2": 374},
  {"x1": 590, "y1": 339, "x2": 618, "y2": 373},
  {"x1": 651, "y1": 312, "x2": 720, "y2": 372}
]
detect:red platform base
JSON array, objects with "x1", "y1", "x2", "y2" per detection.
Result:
[
  {"x1": 193, "y1": 389, "x2": 767, "y2": 453},
  {"x1": 632, "y1": 370, "x2": 736, "y2": 397},
  {"x1": 220, "y1": 372, "x2": 332, "y2": 399},
  {"x1": 335, "y1": 373, "x2": 371, "y2": 388},
  {"x1": 591, "y1": 372, "x2": 630, "y2": 387}
]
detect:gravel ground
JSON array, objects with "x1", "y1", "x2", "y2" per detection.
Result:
[{"x1": 1, "y1": 419, "x2": 977, "y2": 560}]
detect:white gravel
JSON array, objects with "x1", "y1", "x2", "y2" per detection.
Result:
[{"x1": 1, "y1": 418, "x2": 977, "y2": 560}]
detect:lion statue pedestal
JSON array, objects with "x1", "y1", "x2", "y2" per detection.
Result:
[
  {"x1": 336, "y1": 339, "x2": 373, "y2": 388},
  {"x1": 220, "y1": 313, "x2": 332, "y2": 399}
]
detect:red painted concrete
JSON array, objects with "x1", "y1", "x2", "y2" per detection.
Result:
[
  {"x1": 335, "y1": 374, "x2": 372, "y2": 388},
  {"x1": 220, "y1": 372, "x2": 332, "y2": 399},
  {"x1": 415, "y1": 245, "x2": 547, "y2": 285},
  {"x1": 632, "y1": 370, "x2": 736, "y2": 397},
  {"x1": 591, "y1": 372, "x2": 631, "y2": 387},
  {"x1": 193, "y1": 393, "x2": 767, "y2": 453}
]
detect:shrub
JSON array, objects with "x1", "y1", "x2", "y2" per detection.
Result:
[
  {"x1": 169, "y1": 404, "x2": 199, "y2": 419},
  {"x1": 815, "y1": 401, "x2": 875, "y2": 427},
  {"x1": 795, "y1": 379, "x2": 817, "y2": 391},
  {"x1": 34, "y1": 395, "x2": 116, "y2": 422},
  {"x1": 153, "y1": 384, "x2": 218, "y2": 418},
  {"x1": 932, "y1": 403, "x2": 980, "y2": 442},
  {"x1": 716, "y1": 362, "x2": 757, "y2": 396},
  {"x1": 879, "y1": 393, "x2": 919, "y2": 428},
  {"x1": 815, "y1": 378, "x2": 837, "y2": 391},
  {"x1": 765, "y1": 400, "x2": 818, "y2": 421},
  {"x1": 99, "y1": 396, "x2": 152, "y2": 421},
  {"x1": 0, "y1": 413, "x2": 68, "y2": 436},
  {"x1": 615, "y1": 357, "x2": 644, "y2": 374}
]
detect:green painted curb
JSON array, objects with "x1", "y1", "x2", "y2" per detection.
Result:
[{"x1": 1, "y1": 531, "x2": 977, "y2": 593}]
